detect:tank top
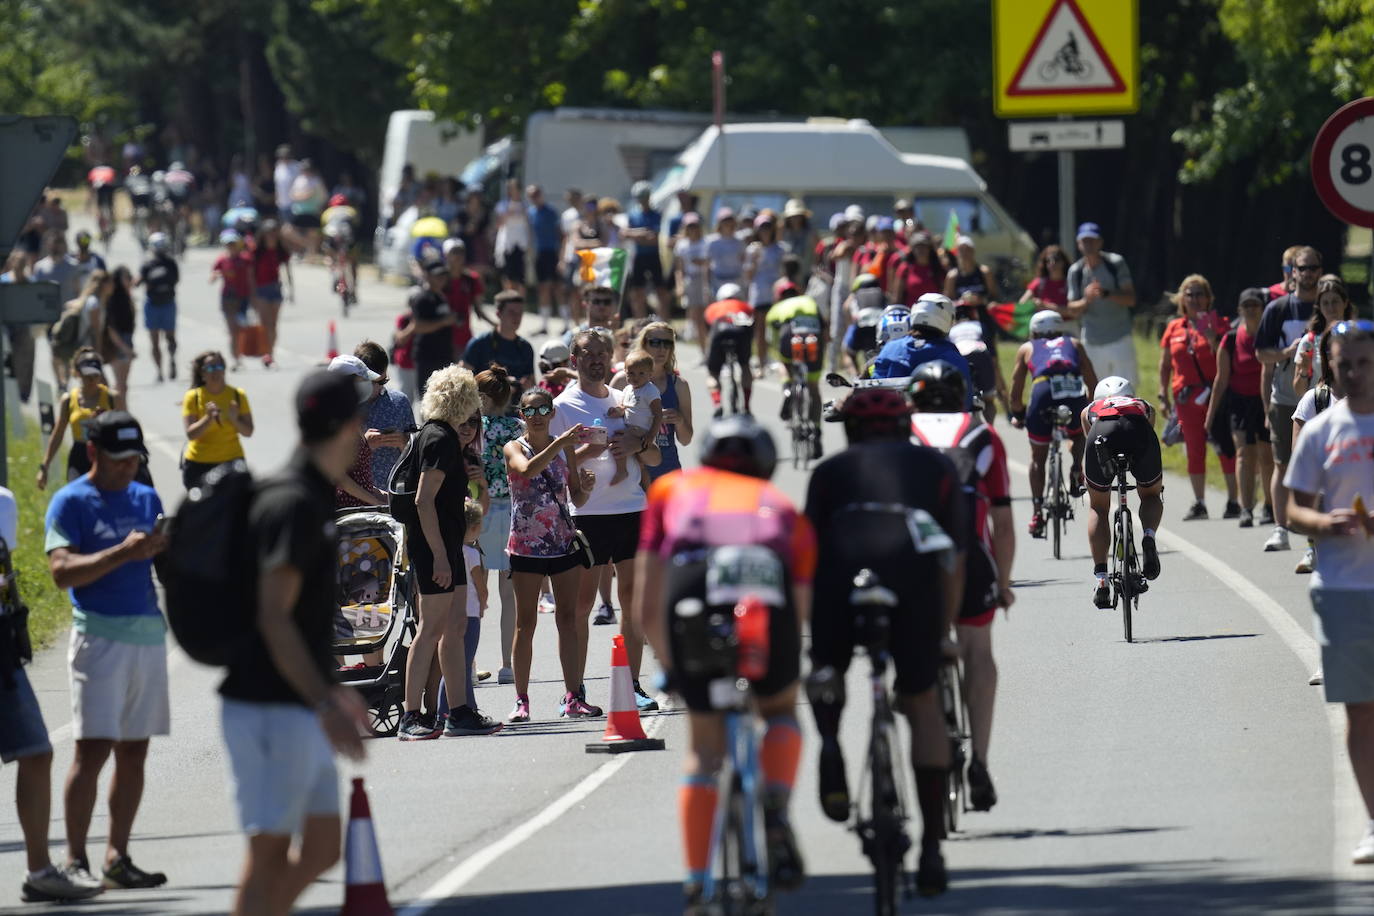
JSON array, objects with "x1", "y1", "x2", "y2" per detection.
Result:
[
  {"x1": 1029, "y1": 336, "x2": 1081, "y2": 378},
  {"x1": 647, "y1": 373, "x2": 682, "y2": 482},
  {"x1": 506, "y1": 438, "x2": 575, "y2": 558},
  {"x1": 68, "y1": 387, "x2": 113, "y2": 442},
  {"x1": 953, "y1": 265, "x2": 987, "y2": 300}
]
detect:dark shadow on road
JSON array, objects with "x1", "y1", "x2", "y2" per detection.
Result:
[
  {"x1": 1131, "y1": 633, "x2": 1261, "y2": 645},
  {"x1": 1011, "y1": 577, "x2": 1070, "y2": 589},
  {"x1": 949, "y1": 825, "x2": 1178, "y2": 841},
  {"x1": 359, "y1": 862, "x2": 1374, "y2": 916}
]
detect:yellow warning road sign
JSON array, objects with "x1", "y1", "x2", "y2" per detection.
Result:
[{"x1": 993, "y1": 0, "x2": 1139, "y2": 118}]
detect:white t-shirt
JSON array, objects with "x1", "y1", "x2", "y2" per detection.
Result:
[
  {"x1": 463, "y1": 544, "x2": 481, "y2": 618},
  {"x1": 621, "y1": 380, "x2": 661, "y2": 431},
  {"x1": 560, "y1": 206, "x2": 581, "y2": 262},
  {"x1": 273, "y1": 160, "x2": 299, "y2": 211},
  {"x1": 707, "y1": 234, "x2": 744, "y2": 280},
  {"x1": 549, "y1": 384, "x2": 646, "y2": 516},
  {"x1": 674, "y1": 237, "x2": 708, "y2": 279},
  {"x1": 1284, "y1": 400, "x2": 1374, "y2": 589},
  {"x1": 1292, "y1": 387, "x2": 1342, "y2": 425}
]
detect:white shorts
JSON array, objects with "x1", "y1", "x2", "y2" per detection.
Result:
[
  {"x1": 221, "y1": 698, "x2": 339, "y2": 836},
  {"x1": 1082, "y1": 335, "x2": 1139, "y2": 390},
  {"x1": 68, "y1": 631, "x2": 170, "y2": 741}
]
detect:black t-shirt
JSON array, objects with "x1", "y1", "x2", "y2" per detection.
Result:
[
  {"x1": 140, "y1": 255, "x2": 179, "y2": 305},
  {"x1": 804, "y1": 439, "x2": 966, "y2": 596},
  {"x1": 411, "y1": 288, "x2": 455, "y2": 367},
  {"x1": 412, "y1": 420, "x2": 467, "y2": 551},
  {"x1": 220, "y1": 450, "x2": 338, "y2": 705}
]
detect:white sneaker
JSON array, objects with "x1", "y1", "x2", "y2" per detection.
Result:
[
  {"x1": 1352, "y1": 826, "x2": 1374, "y2": 864},
  {"x1": 1295, "y1": 547, "x2": 1315, "y2": 573},
  {"x1": 1264, "y1": 526, "x2": 1290, "y2": 551},
  {"x1": 538, "y1": 592, "x2": 556, "y2": 614}
]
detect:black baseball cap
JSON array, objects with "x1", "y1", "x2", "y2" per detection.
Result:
[
  {"x1": 296, "y1": 369, "x2": 369, "y2": 443},
  {"x1": 422, "y1": 256, "x2": 449, "y2": 276},
  {"x1": 1238, "y1": 287, "x2": 1268, "y2": 309},
  {"x1": 90, "y1": 411, "x2": 147, "y2": 460}
]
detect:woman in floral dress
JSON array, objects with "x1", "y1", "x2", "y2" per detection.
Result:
[{"x1": 502, "y1": 387, "x2": 594, "y2": 722}]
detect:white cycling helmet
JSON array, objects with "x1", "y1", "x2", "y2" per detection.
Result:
[
  {"x1": 1094, "y1": 376, "x2": 1134, "y2": 399},
  {"x1": 148, "y1": 232, "x2": 169, "y2": 251},
  {"x1": 1029, "y1": 310, "x2": 1066, "y2": 338},
  {"x1": 716, "y1": 282, "x2": 744, "y2": 301},
  {"x1": 910, "y1": 299, "x2": 953, "y2": 335},
  {"x1": 877, "y1": 305, "x2": 911, "y2": 345}
]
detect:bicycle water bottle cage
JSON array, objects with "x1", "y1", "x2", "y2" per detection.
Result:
[{"x1": 1055, "y1": 404, "x2": 1075, "y2": 425}]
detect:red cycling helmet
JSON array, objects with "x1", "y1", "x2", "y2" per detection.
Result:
[
  {"x1": 837, "y1": 386, "x2": 912, "y2": 421},
  {"x1": 774, "y1": 281, "x2": 802, "y2": 300},
  {"x1": 328, "y1": 193, "x2": 349, "y2": 208}
]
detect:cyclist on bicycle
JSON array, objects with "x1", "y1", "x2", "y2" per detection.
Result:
[
  {"x1": 950, "y1": 303, "x2": 1009, "y2": 422},
  {"x1": 321, "y1": 194, "x2": 361, "y2": 298},
  {"x1": 87, "y1": 164, "x2": 117, "y2": 236},
  {"x1": 842, "y1": 273, "x2": 887, "y2": 373},
  {"x1": 635, "y1": 416, "x2": 814, "y2": 912},
  {"x1": 1009, "y1": 310, "x2": 1099, "y2": 537},
  {"x1": 125, "y1": 166, "x2": 154, "y2": 247},
  {"x1": 163, "y1": 162, "x2": 195, "y2": 240},
  {"x1": 1081, "y1": 376, "x2": 1164, "y2": 608},
  {"x1": 703, "y1": 282, "x2": 755, "y2": 416},
  {"x1": 870, "y1": 294, "x2": 975, "y2": 405},
  {"x1": 908, "y1": 360, "x2": 1014, "y2": 813},
  {"x1": 806, "y1": 386, "x2": 967, "y2": 896},
  {"x1": 766, "y1": 290, "x2": 827, "y2": 458}
]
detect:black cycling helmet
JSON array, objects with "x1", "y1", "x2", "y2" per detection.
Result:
[
  {"x1": 908, "y1": 360, "x2": 967, "y2": 413},
  {"x1": 701, "y1": 415, "x2": 777, "y2": 480}
]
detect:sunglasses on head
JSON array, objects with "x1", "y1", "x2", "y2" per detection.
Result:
[
  {"x1": 646, "y1": 337, "x2": 674, "y2": 348},
  {"x1": 1331, "y1": 319, "x2": 1374, "y2": 338},
  {"x1": 518, "y1": 404, "x2": 553, "y2": 418}
]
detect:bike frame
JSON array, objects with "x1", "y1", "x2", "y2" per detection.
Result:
[
  {"x1": 787, "y1": 361, "x2": 813, "y2": 470},
  {"x1": 1098, "y1": 441, "x2": 1142, "y2": 641},
  {"x1": 705, "y1": 695, "x2": 768, "y2": 911},
  {"x1": 1043, "y1": 406, "x2": 1076, "y2": 559}
]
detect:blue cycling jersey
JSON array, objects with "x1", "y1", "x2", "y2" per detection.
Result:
[{"x1": 870, "y1": 336, "x2": 976, "y2": 409}]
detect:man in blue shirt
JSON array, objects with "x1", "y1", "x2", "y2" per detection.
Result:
[
  {"x1": 526, "y1": 185, "x2": 563, "y2": 335},
  {"x1": 871, "y1": 296, "x2": 975, "y2": 409},
  {"x1": 626, "y1": 181, "x2": 671, "y2": 321},
  {"x1": 462, "y1": 290, "x2": 537, "y2": 390},
  {"x1": 44, "y1": 411, "x2": 169, "y2": 891}
]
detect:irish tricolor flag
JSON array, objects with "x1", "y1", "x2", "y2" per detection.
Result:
[{"x1": 577, "y1": 247, "x2": 627, "y2": 293}]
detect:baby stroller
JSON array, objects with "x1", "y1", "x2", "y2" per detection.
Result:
[{"x1": 333, "y1": 508, "x2": 417, "y2": 737}]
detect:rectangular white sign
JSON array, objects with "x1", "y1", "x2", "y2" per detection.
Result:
[{"x1": 1009, "y1": 120, "x2": 1125, "y2": 152}]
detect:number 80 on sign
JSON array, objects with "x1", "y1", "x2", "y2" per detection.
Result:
[{"x1": 1312, "y1": 97, "x2": 1374, "y2": 228}]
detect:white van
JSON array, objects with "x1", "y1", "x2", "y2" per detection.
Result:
[{"x1": 650, "y1": 120, "x2": 1036, "y2": 284}]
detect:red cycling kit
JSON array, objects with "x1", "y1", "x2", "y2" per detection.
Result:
[{"x1": 1082, "y1": 396, "x2": 1162, "y2": 490}]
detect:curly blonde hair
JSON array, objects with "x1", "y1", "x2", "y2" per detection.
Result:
[{"x1": 420, "y1": 365, "x2": 480, "y2": 425}]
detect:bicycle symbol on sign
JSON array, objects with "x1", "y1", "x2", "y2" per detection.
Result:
[{"x1": 1039, "y1": 32, "x2": 1094, "y2": 82}]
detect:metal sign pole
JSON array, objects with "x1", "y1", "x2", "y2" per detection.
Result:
[{"x1": 1057, "y1": 114, "x2": 1076, "y2": 250}]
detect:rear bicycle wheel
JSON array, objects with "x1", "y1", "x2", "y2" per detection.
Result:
[
  {"x1": 1118, "y1": 511, "x2": 1134, "y2": 642},
  {"x1": 937, "y1": 665, "x2": 963, "y2": 834},
  {"x1": 867, "y1": 728, "x2": 903, "y2": 916},
  {"x1": 1048, "y1": 446, "x2": 1064, "y2": 559}
]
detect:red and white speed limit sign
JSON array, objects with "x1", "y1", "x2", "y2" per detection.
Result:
[{"x1": 1313, "y1": 97, "x2": 1374, "y2": 227}]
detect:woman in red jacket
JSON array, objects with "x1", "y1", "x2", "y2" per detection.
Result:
[{"x1": 1158, "y1": 273, "x2": 1238, "y2": 520}]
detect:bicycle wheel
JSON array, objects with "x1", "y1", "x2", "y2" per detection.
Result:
[
  {"x1": 722, "y1": 355, "x2": 738, "y2": 417},
  {"x1": 1118, "y1": 512, "x2": 1134, "y2": 642},
  {"x1": 788, "y1": 382, "x2": 807, "y2": 469},
  {"x1": 868, "y1": 729, "x2": 902, "y2": 916},
  {"x1": 1048, "y1": 446, "x2": 1064, "y2": 559},
  {"x1": 937, "y1": 665, "x2": 963, "y2": 834}
]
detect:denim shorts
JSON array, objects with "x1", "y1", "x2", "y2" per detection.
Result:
[
  {"x1": 0, "y1": 667, "x2": 51, "y2": 763},
  {"x1": 1311, "y1": 588, "x2": 1374, "y2": 704},
  {"x1": 221, "y1": 698, "x2": 339, "y2": 835},
  {"x1": 144, "y1": 301, "x2": 177, "y2": 332},
  {"x1": 478, "y1": 498, "x2": 512, "y2": 572},
  {"x1": 255, "y1": 282, "x2": 282, "y2": 303}
]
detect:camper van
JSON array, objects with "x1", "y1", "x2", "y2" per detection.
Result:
[{"x1": 650, "y1": 120, "x2": 1036, "y2": 286}]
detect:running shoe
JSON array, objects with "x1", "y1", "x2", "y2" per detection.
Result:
[
  {"x1": 444, "y1": 708, "x2": 503, "y2": 736},
  {"x1": 1182, "y1": 501, "x2": 1208, "y2": 521},
  {"x1": 780, "y1": 389, "x2": 793, "y2": 421},
  {"x1": 1028, "y1": 511, "x2": 1046, "y2": 539},
  {"x1": 1093, "y1": 578, "x2": 1113, "y2": 609},
  {"x1": 1222, "y1": 500, "x2": 1242, "y2": 519},
  {"x1": 168, "y1": 361, "x2": 177, "y2": 381},
  {"x1": 592, "y1": 603, "x2": 616, "y2": 625},
  {"x1": 763, "y1": 811, "x2": 806, "y2": 892},
  {"x1": 1258, "y1": 504, "x2": 1275, "y2": 526},
  {"x1": 1295, "y1": 546, "x2": 1315, "y2": 574},
  {"x1": 576, "y1": 684, "x2": 603, "y2": 716},
  {"x1": 967, "y1": 757, "x2": 997, "y2": 811},
  {"x1": 476, "y1": 669, "x2": 492, "y2": 682},
  {"x1": 102, "y1": 855, "x2": 167, "y2": 890},
  {"x1": 916, "y1": 845, "x2": 947, "y2": 897},
  {"x1": 633, "y1": 682, "x2": 659, "y2": 712},
  {"x1": 1141, "y1": 535, "x2": 1160, "y2": 580},
  {"x1": 1264, "y1": 526, "x2": 1290, "y2": 551},
  {"x1": 564, "y1": 695, "x2": 601, "y2": 718},
  {"x1": 498, "y1": 666, "x2": 515, "y2": 685},
  {"x1": 817, "y1": 736, "x2": 850, "y2": 822},
  {"x1": 21, "y1": 866, "x2": 102, "y2": 902},
  {"x1": 683, "y1": 882, "x2": 712, "y2": 916},
  {"x1": 1238, "y1": 508, "x2": 1254, "y2": 528},
  {"x1": 508, "y1": 695, "x2": 531, "y2": 724},
  {"x1": 809, "y1": 431, "x2": 823, "y2": 460},
  {"x1": 538, "y1": 593, "x2": 556, "y2": 614},
  {"x1": 1354, "y1": 826, "x2": 1374, "y2": 864},
  {"x1": 398, "y1": 710, "x2": 441, "y2": 741}
]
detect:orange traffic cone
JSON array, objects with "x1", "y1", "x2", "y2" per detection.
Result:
[
  {"x1": 586, "y1": 635, "x2": 666, "y2": 754},
  {"x1": 326, "y1": 320, "x2": 340, "y2": 361},
  {"x1": 340, "y1": 778, "x2": 394, "y2": 915}
]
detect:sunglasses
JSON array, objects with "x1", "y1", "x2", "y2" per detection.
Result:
[
  {"x1": 459, "y1": 415, "x2": 481, "y2": 428},
  {"x1": 204, "y1": 363, "x2": 226, "y2": 372},
  {"x1": 1330, "y1": 319, "x2": 1374, "y2": 337},
  {"x1": 588, "y1": 297, "x2": 615, "y2": 306},
  {"x1": 518, "y1": 404, "x2": 553, "y2": 418},
  {"x1": 1182, "y1": 290, "x2": 1208, "y2": 298},
  {"x1": 646, "y1": 337, "x2": 674, "y2": 348}
]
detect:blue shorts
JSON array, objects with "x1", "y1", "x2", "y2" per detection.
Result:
[
  {"x1": 221, "y1": 698, "x2": 339, "y2": 835},
  {"x1": 0, "y1": 667, "x2": 52, "y2": 763},
  {"x1": 255, "y1": 283, "x2": 282, "y2": 303},
  {"x1": 1311, "y1": 589, "x2": 1374, "y2": 704},
  {"x1": 144, "y1": 301, "x2": 177, "y2": 332},
  {"x1": 1026, "y1": 381, "x2": 1088, "y2": 445},
  {"x1": 478, "y1": 497, "x2": 512, "y2": 572}
]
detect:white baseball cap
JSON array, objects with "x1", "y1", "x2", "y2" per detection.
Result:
[{"x1": 328, "y1": 354, "x2": 381, "y2": 381}]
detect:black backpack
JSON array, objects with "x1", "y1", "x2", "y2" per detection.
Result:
[
  {"x1": 160, "y1": 460, "x2": 258, "y2": 666},
  {"x1": 387, "y1": 420, "x2": 449, "y2": 525}
]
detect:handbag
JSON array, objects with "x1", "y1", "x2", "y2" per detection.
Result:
[
  {"x1": 522, "y1": 438, "x2": 595, "y2": 568},
  {"x1": 236, "y1": 308, "x2": 267, "y2": 357},
  {"x1": 1161, "y1": 410, "x2": 1185, "y2": 447}
]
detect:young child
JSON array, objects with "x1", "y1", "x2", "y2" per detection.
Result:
[
  {"x1": 436, "y1": 499, "x2": 502, "y2": 734},
  {"x1": 606, "y1": 348, "x2": 663, "y2": 485}
]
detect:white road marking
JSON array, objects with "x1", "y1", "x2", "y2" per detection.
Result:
[
  {"x1": 396, "y1": 712, "x2": 670, "y2": 914},
  {"x1": 1007, "y1": 455, "x2": 1362, "y2": 898}
]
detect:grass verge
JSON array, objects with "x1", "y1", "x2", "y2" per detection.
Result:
[{"x1": 9, "y1": 419, "x2": 69, "y2": 650}]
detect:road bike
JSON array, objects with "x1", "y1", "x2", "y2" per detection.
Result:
[
  {"x1": 715, "y1": 316, "x2": 752, "y2": 418},
  {"x1": 937, "y1": 651, "x2": 970, "y2": 835},
  {"x1": 703, "y1": 676, "x2": 770, "y2": 915},
  {"x1": 808, "y1": 569, "x2": 914, "y2": 915},
  {"x1": 1095, "y1": 436, "x2": 1148, "y2": 642},
  {"x1": 1042, "y1": 403, "x2": 1078, "y2": 559},
  {"x1": 784, "y1": 359, "x2": 815, "y2": 470},
  {"x1": 331, "y1": 252, "x2": 356, "y2": 317}
]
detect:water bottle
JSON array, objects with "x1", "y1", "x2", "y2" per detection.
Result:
[
  {"x1": 805, "y1": 334, "x2": 819, "y2": 363},
  {"x1": 734, "y1": 595, "x2": 770, "y2": 681}
]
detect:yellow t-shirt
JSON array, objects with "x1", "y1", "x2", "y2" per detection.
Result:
[
  {"x1": 183, "y1": 386, "x2": 251, "y2": 464},
  {"x1": 68, "y1": 387, "x2": 113, "y2": 442}
]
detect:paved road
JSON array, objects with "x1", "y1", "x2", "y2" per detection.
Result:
[{"x1": 2, "y1": 217, "x2": 1371, "y2": 914}]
